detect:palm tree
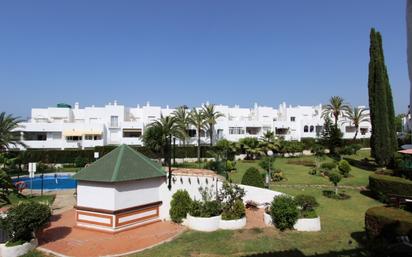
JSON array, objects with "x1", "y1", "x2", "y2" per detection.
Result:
[
  {"x1": 0, "y1": 112, "x2": 25, "y2": 151},
  {"x1": 259, "y1": 130, "x2": 280, "y2": 153},
  {"x1": 188, "y1": 108, "x2": 207, "y2": 164},
  {"x1": 344, "y1": 107, "x2": 370, "y2": 139},
  {"x1": 201, "y1": 104, "x2": 224, "y2": 146},
  {"x1": 239, "y1": 137, "x2": 263, "y2": 160},
  {"x1": 146, "y1": 115, "x2": 179, "y2": 165},
  {"x1": 0, "y1": 169, "x2": 18, "y2": 205},
  {"x1": 321, "y1": 96, "x2": 350, "y2": 126},
  {"x1": 172, "y1": 106, "x2": 190, "y2": 146}
]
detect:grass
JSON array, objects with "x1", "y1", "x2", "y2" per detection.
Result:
[
  {"x1": 135, "y1": 187, "x2": 380, "y2": 257},
  {"x1": 5, "y1": 193, "x2": 55, "y2": 206},
  {"x1": 135, "y1": 149, "x2": 383, "y2": 257},
  {"x1": 229, "y1": 150, "x2": 374, "y2": 187}
]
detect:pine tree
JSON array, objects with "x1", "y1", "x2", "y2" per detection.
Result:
[{"x1": 367, "y1": 28, "x2": 397, "y2": 166}]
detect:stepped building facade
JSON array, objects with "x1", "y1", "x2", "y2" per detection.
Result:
[{"x1": 13, "y1": 101, "x2": 371, "y2": 150}]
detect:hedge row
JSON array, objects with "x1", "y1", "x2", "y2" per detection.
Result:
[
  {"x1": 365, "y1": 206, "x2": 412, "y2": 239},
  {"x1": 8, "y1": 145, "x2": 217, "y2": 164},
  {"x1": 301, "y1": 137, "x2": 370, "y2": 149},
  {"x1": 369, "y1": 174, "x2": 412, "y2": 198}
]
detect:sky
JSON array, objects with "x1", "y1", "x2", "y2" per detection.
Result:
[{"x1": 0, "y1": 1, "x2": 409, "y2": 118}]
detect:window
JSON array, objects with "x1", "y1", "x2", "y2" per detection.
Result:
[
  {"x1": 304, "y1": 125, "x2": 309, "y2": 132},
  {"x1": 23, "y1": 132, "x2": 47, "y2": 141},
  {"x1": 85, "y1": 135, "x2": 102, "y2": 140},
  {"x1": 187, "y1": 129, "x2": 196, "y2": 137},
  {"x1": 345, "y1": 126, "x2": 356, "y2": 133},
  {"x1": 229, "y1": 127, "x2": 245, "y2": 135},
  {"x1": 310, "y1": 126, "x2": 314, "y2": 132},
  {"x1": 110, "y1": 116, "x2": 118, "y2": 127},
  {"x1": 290, "y1": 117, "x2": 296, "y2": 122},
  {"x1": 360, "y1": 128, "x2": 368, "y2": 135},
  {"x1": 66, "y1": 136, "x2": 81, "y2": 141},
  {"x1": 123, "y1": 129, "x2": 142, "y2": 138}
]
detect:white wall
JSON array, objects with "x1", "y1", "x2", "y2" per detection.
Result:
[
  {"x1": 77, "y1": 181, "x2": 116, "y2": 210},
  {"x1": 114, "y1": 178, "x2": 163, "y2": 210}
]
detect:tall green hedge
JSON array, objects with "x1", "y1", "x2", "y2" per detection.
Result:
[
  {"x1": 365, "y1": 206, "x2": 412, "y2": 239},
  {"x1": 369, "y1": 174, "x2": 412, "y2": 198},
  {"x1": 8, "y1": 145, "x2": 217, "y2": 164}
]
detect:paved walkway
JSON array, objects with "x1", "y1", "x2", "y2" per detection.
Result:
[
  {"x1": 37, "y1": 209, "x2": 185, "y2": 257},
  {"x1": 245, "y1": 208, "x2": 266, "y2": 229}
]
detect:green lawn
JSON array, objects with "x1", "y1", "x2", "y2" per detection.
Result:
[
  {"x1": 5, "y1": 193, "x2": 55, "y2": 207},
  {"x1": 135, "y1": 149, "x2": 382, "y2": 257},
  {"x1": 229, "y1": 150, "x2": 374, "y2": 187}
]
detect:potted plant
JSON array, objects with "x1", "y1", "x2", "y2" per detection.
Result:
[
  {"x1": 186, "y1": 186, "x2": 222, "y2": 232},
  {"x1": 218, "y1": 182, "x2": 247, "y2": 230},
  {"x1": 293, "y1": 194, "x2": 321, "y2": 231}
]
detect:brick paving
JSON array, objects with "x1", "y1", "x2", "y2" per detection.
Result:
[
  {"x1": 37, "y1": 209, "x2": 185, "y2": 257},
  {"x1": 245, "y1": 208, "x2": 266, "y2": 229}
]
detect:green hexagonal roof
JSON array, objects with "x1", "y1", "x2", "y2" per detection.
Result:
[{"x1": 73, "y1": 144, "x2": 166, "y2": 182}]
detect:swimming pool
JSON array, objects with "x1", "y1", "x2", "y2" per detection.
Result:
[{"x1": 12, "y1": 174, "x2": 77, "y2": 190}]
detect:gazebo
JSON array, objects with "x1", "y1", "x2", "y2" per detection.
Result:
[{"x1": 73, "y1": 144, "x2": 166, "y2": 232}]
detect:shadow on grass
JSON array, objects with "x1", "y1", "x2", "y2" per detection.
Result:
[
  {"x1": 322, "y1": 190, "x2": 351, "y2": 200},
  {"x1": 242, "y1": 248, "x2": 368, "y2": 257},
  {"x1": 343, "y1": 157, "x2": 377, "y2": 172}
]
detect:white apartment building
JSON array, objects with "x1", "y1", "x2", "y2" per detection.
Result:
[{"x1": 13, "y1": 101, "x2": 371, "y2": 150}]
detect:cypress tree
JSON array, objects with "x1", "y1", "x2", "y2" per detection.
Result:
[{"x1": 367, "y1": 28, "x2": 397, "y2": 166}]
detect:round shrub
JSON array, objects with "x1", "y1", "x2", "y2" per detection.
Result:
[
  {"x1": 338, "y1": 159, "x2": 351, "y2": 177},
  {"x1": 241, "y1": 167, "x2": 264, "y2": 188},
  {"x1": 320, "y1": 162, "x2": 337, "y2": 170},
  {"x1": 294, "y1": 194, "x2": 318, "y2": 211},
  {"x1": 222, "y1": 199, "x2": 245, "y2": 220},
  {"x1": 170, "y1": 190, "x2": 192, "y2": 223},
  {"x1": 365, "y1": 206, "x2": 412, "y2": 240},
  {"x1": 189, "y1": 200, "x2": 222, "y2": 218},
  {"x1": 0, "y1": 202, "x2": 51, "y2": 243},
  {"x1": 270, "y1": 168, "x2": 284, "y2": 182},
  {"x1": 269, "y1": 195, "x2": 299, "y2": 231}
]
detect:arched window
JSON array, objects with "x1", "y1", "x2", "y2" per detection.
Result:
[
  {"x1": 310, "y1": 126, "x2": 314, "y2": 132},
  {"x1": 304, "y1": 125, "x2": 309, "y2": 132}
]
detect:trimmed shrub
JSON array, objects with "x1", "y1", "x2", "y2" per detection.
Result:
[
  {"x1": 222, "y1": 200, "x2": 245, "y2": 220},
  {"x1": 241, "y1": 167, "x2": 264, "y2": 188},
  {"x1": 294, "y1": 194, "x2": 318, "y2": 212},
  {"x1": 218, "y1": 182, "x2": 245, "y2": 220},
  {"x1": 0, "y1": 202, "x2": 51, "y2": 243},
  {"x1": 369, "y1": 174, "x2": 412, "y2": 200},
  {"x1": 338, "y1": 159, "x2": 351, "y2": 177},
  {"x1": 320, "y1": 162, "x2": 337, "y2": 170},
  {"x1": 169, "y1": 190, "x2": 192, "y2": 223},
  {"x1": 365, "y1": 206, "x2": 412, "y2": 240},
  {"x1": 188, "y1": 200, "x2": 222, "y2": 218},
  {"x1": 270, "y1": 168, "x2": 284, "y2": 182},
  {"x1": 269, "y1": 195, "x2": 299, "y2": 231}
]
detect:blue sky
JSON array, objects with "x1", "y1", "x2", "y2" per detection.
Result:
[{"x1": 0, "y1": 1, "x2": 408, "y2": 118}]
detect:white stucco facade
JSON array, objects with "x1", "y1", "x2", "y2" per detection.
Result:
[{"x1": 14, "y1": 101, "x2": 371, "y2": 150}]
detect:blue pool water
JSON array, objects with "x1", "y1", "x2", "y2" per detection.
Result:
[{"x1": 12, "y1": 175, "x2": 77, "y2": 190}]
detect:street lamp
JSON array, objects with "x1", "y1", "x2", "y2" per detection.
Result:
[{"x1": 266, "y1": 150, "x2": 273, "y2": 188}]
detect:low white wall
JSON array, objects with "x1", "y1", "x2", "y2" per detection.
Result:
[
  {"x1": 293, "y1": 217, "x2": 321, "y2": 232},
  {"x1": 186, "y1": 214, "x2": 221, "y2": 232},
  {"x1": 0, "y1": 239, "x2": 38, "y2": 257},
  {"x1": 264, "y1": 212, "x2": 272, "y2": 226},
  {"x1": 159, "y1": 175, "x2": 283, "y2": 220},
  {"x1": 219, "y1": 217, "x2": 246, "y2": 230},
  {"x1": 240, "y1": 184, "x2": 283, "y2": 206},
  {"x1": 264, "y1": 212, "x2": 321, "y2": 232}
]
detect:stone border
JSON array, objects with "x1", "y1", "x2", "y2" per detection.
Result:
[
  {"x1": 293, "y1": 216, "x2": 321, "y2": 231},
  {"x1": 186, "y1": 214, "x2": 221, "y2": 232},
  {"x1": 0, "y1": 239, "x2": 38, "y2": 257},
  {"x1": 263, "y1": 212, "x2": 321, "y2": 231},
  {"x1": 219, "y1": 217, "x2": 246, "y2": 230}
]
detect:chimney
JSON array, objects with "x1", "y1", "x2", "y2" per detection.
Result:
[
  {"x1": 114, "y1": 100, "x2": 117, "y2": 106},
  {"x1": 74, "y1": 102, "x2": 79, "y2": 109}
]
